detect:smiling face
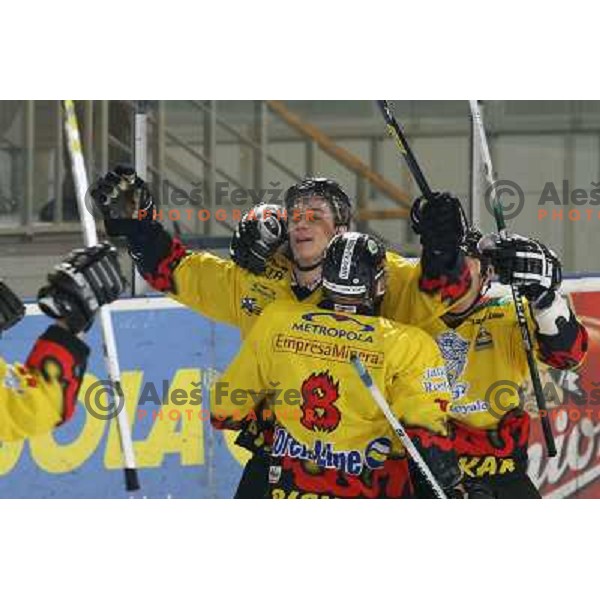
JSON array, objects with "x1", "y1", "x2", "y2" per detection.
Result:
[{"x1": 287, "y1": 195, "x2": 345, "y2": 268}]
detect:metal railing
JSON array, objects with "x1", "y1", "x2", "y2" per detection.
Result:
[
  {"x1": 0, "y1": 100, "x2": 132, "y2": 237},
  {"x1": 0, "y1": 100, "x2": 413, "y2": 247}
]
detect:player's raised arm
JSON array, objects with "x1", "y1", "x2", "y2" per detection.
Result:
[
  {"x1": 0, "y1": 243, "x2": 125, "y2": 442},
  {"x1": 91, "y1": 165, "x2": 250, "y2": 326},
  {"x1": 226, "y1": 178, "x2": 476, "y2": 328},
  {"x1": 482, "y1": 232, "x2": 588, "y2": 370},
  {"x1": 410, "y1": 191, "x2": 474, "y2": 304}
]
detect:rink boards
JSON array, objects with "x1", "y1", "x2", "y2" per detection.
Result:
[{"x1": 0, "y1": 276, "x2": 599, "y2": 499}]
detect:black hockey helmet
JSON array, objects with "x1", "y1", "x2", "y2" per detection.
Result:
[
  {"x1": 284, "y1": 177, "x2": 352, "y2": 227},
  {"x1": 321, "y1": 233, "x2": 386, "y2": 314}
]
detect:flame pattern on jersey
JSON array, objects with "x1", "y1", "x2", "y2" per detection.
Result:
[
  {"x1": 537, "y1": 318, "x2": 588, "y2": 370},
  {"x1": 0, "y1": 325, "x2": 89, "y2": 441},
  {"x1": 212, "y1": 300, "x2": 454, "y2": 498},
  {"x1": 25, "y1": 325, "x2": 88, "y2": 423},
  {"x1": 141, "y1": 236, "x2": 188, "y2": 293},
  {"x1": 274, "y1": 452, "x2": 413, "y2": 499},
  {"x1": 419, "y1": 255, "x2": 472, "y2": 304},
  {"x1": 452, "y1": 410, "x2": 530, "y2": 461},
  {"x1": 127, "y1": 219, "x2": 462, "y2": 488}
]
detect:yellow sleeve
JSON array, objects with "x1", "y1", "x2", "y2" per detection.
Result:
[
  {"x1": 210, "y1": 306, "x2": 273, "y2": 425},
  {"x1": 385, "y1": 326, "x2": 452, "y2": 436},
  {"x1": 171, "y1": 251, "x2": 244, "y2": 328},
  {"x1": 0, "y1": 358, "x2": 65, "y2": 442},
  {"x1": 381, "y1": 253, "x2": 449, "y2": 327},
  {"x1": 0, "y1": 325, "x2": 90, "y2": 442}
]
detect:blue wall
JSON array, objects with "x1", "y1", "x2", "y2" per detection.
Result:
[{"x1": 0, "y1": 303, "x2": 247, "y2": 498}]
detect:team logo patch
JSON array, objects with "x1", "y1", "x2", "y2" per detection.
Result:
[
  {"x1": 474, "y1": 326, "x2": 493, "y2": 350},
  {"x1": 436, "y1": 331, "x2": 469, "y2": 389},
  {"x1": 367, "y1": 239, "x2": 379, "y2": 255},
  {"x1": 241, "y1": 297, "x2": 262, "y2": 316},
  {"x1": 364, "y1": 437, "x2": 392, "y2": 469}
]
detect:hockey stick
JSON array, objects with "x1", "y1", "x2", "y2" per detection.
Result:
[
  {"x1": 376, "y1": 100, "x2": 434, "y2": 200},
  {"x1": 351, "y1": 356, "x2": 447, "y2": 499},
  {"x1": 63, "y1": 100, "x2": 141, "y2": 490},
  {"x1": 469, "y1": 100, "x2": 557, "y2": 458},
  {"x1": 132, "y1": 100, "x2": 150, "y2": 297}
]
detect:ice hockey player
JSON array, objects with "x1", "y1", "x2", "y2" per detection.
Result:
[
  {"x1": 409, "y1": 214, "x2": 588, "y2": 498},
  {"x1": 0, "y1": 243, "x2": 125, "y2": 441},
  {"x1": 211, "y1": 232, "x2": 464, "y2": 499},
  {"x1": 228, "y1": 185, "x2": 474, "y2": 496},
  {"x1": 91, "y1": 166, "x2": 473, "y2": 497}
]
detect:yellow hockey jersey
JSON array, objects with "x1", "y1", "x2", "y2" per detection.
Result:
[
  {"x1": 165, "y1": 247, "x2": 454, "y2": 338},
  {"x1": 139, "y1": 233, "x2": 468, "y2": 454},
  {"x1": 0, "y1": 325, "x2": 89, "y2": 441},
  {"x1": 424, "y1": 295, "x2": 587, "y2": 430},
  {"x1": 421, "y1": 294, "x2": 587, "y2": 479},
  {"x1": 212, "y1": 300, "x2": 452, "y2": 498},
  {"x1": 423, "y1": 296, "x2": 532, "y2": 431}
]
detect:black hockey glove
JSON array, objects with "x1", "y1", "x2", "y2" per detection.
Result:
[
  {"x1": 408, "y1": 432, "x2": 463, "y2": 498},
  {"x1": 91, "y1": 165, "x2": 177, "y2": 281},
  {"x1": 481, "y1": 233, "x2": 562, "y2": 309},
  {"x1": 230, "y1": 203, "x2": 287, "y2": 274},
  {"x1": 410, "y1": 191, "x2": 468, "y2": 252},
  {"x1": 90, "y1": 164, "x2": 155, "y2": 238},
  {"x1": 38, "y1": 242, "x2": 126, "y2": 334},
  {"x1": 0, "y1": 280, "x2": 25, "y2": 334}
]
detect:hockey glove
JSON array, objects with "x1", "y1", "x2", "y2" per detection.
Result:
[
  {"x1": 481, "y1": 233, "x2": 562, "y2": 309},
  {"x1": 38, "y1": 242, "x2": 126, "y2": 334},
  {"x1": 0, "y1": 280, "x2": 25, "y2": 333},
  {"x1": 90, "y1": 164, "x2": 155, "y2": 237},
  {"x1": 410, "y1": 191, "x2": 468, "y2": 252},
  {"x1": 230, "y1": 203, "x2": 287, "y2": 274},
  {"x1": 408, "y1": 431, "x2": 463, "y2": 497}
]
